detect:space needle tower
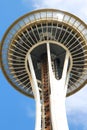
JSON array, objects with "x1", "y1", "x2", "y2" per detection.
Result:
[{"x1": 1, "y1": 9, "x2": 87, "y2": 130}]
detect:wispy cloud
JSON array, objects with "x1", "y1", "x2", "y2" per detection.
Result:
[
  {"x1": 68, "y1": 112, "x2": 87, "y2": 130},
  {"x1": 22, "y1": 0, "x2": 87, "y2": 22},
  {"x1": 24, "y1": 101, "x2": 35, "y2": 118},
  {"x1": 26, "y1": 106, "x2": 35, "y2": 118},
  {"x1": 66, "y1": 86, "x2": 87, "y2": 114},
  {"x1": 66, "y1": 85, "x2": 87, "y2": 129}
]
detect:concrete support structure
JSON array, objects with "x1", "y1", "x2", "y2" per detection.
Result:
[
  {"x1": 27, "y1": 43, "x2": 70, "y2": 130},
  {"x1": 47, "y1": 43, "x2": 69, "y2": 130}
]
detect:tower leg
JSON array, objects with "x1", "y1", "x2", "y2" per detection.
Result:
[
  {"x1": 47, "y1": 43, "x2": 69, "y2": 130},
  {"x1": 28, "y1": 54, "x2": 41, "y2": 130}
]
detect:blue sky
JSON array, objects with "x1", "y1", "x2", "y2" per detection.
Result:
[{"x1": 0, "y1": 0, "x2": 87, "y2": 130}]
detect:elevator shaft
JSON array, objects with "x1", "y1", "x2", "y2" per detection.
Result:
[{"x1": 41, "y1": 55, "x2": 51, "y2": 130}]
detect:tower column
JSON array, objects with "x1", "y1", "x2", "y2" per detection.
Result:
[
  {"x1": 47, "y1": 43, "x2": 69, "y2": 130},
  {"x1": 28, "y1": 54, "x2": 41, "y2": 130}
]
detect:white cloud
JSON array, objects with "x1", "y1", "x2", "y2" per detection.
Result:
[
  {"x1": 22, "y1": 0, "x2": 87, "y2": 22},
  {"x1": 68, "y1": 112, "x2": 87, "y2": 130},
  {"x1": 66, "y1": 85, "x2": 87, "y2": 114},
  {"x1": 26, "y1": 106, "x2": 35, "y2": 118},
  {"x1": 33, "y1": 0, "x2": 63, "y2": 9},
  {"x1": 66, "y1": 85, "x2": 87, "y2": 129},
  {"x1": 25, "y1": 101, "x2": 35, "y2": 118}
]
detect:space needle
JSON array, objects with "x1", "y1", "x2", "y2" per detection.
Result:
[{"x1": 1, "y1": 9, "x2": 87, "y2": 130}]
